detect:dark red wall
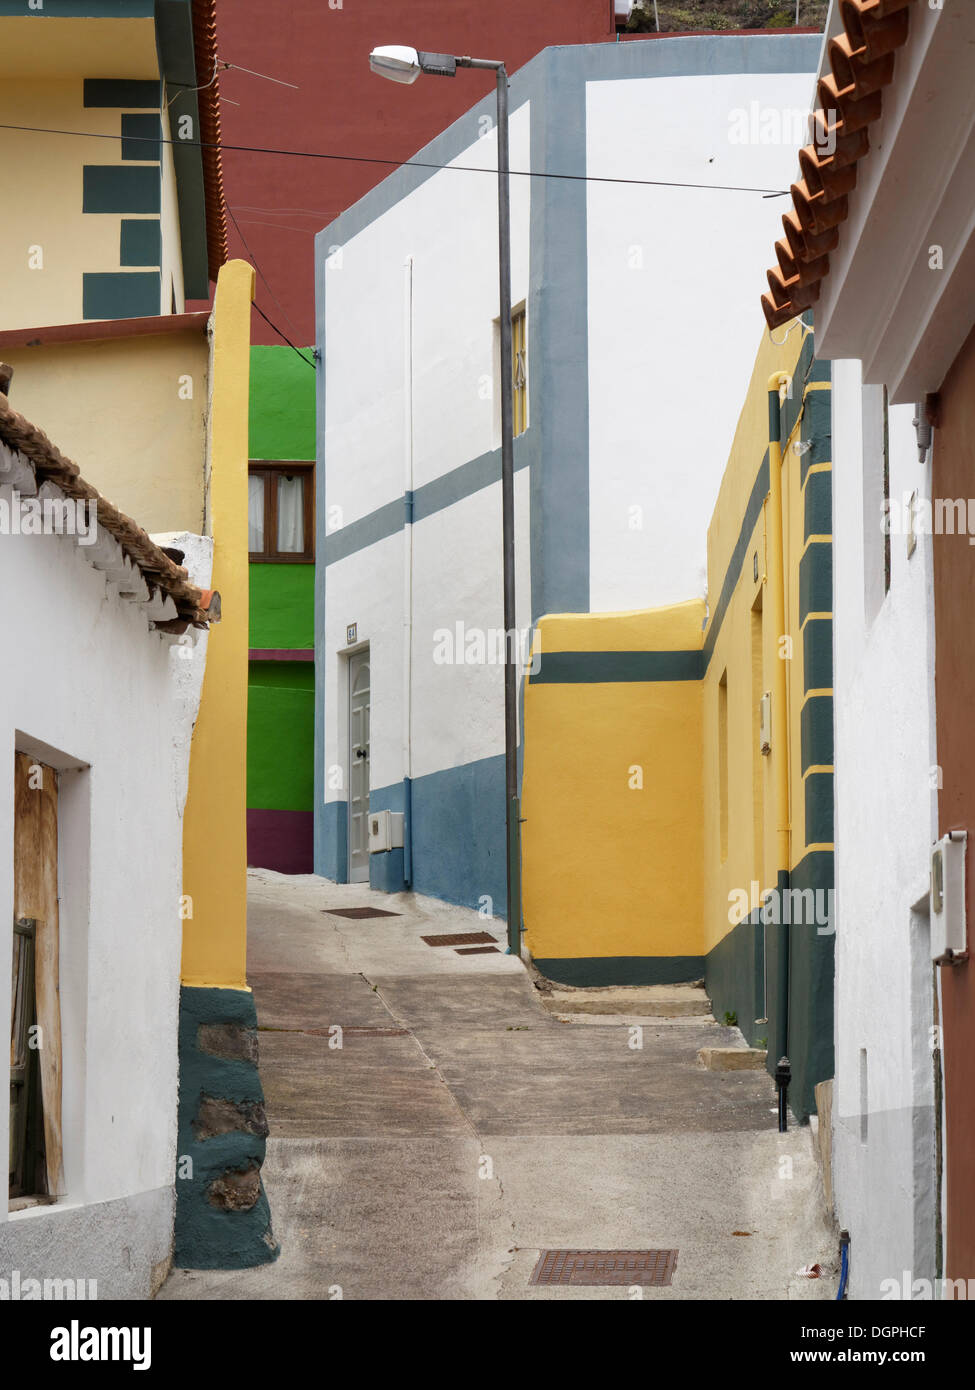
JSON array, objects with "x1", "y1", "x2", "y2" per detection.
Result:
[
  {"x1": 932, "y1": 319, "x2": 975, "y2": 1280},
  {"x1": 206, "y1": 0, "x2": 613, "y2": 344}
]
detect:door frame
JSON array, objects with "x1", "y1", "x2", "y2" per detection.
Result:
[{"x1": 345, "y1": 643, "x2": 370, "y2": 884}]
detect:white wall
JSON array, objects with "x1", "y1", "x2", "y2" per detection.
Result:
[
  {"x1": 586, "y1": 70, "x2": 818, "y2": 612},
  {"x1": 322, "y1": 105, "x2": 532, "y2": 805},
  {"x1": 322, "y1": 105, "x2": 531, "y2": 525},
  {"x1": 0, "y1": 502, "x2": 209, "y2": 1290},
  {"x1": 831, "y1": 359, "x2": 940, "y2": 1297}
]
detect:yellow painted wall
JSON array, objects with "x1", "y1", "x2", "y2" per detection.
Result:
[
  {"x1": 0, "y1": 330, "x2": 208, "y2": 533},
  {"x1": 700, "y1": 328, "x2": 810, "y2": 956},
  {"x1": 522, "y1": 324, "x2": 814, "y2": 966},
  {"x1": 180, "y1": 260, "x2": 255, "y2": 990},
  {"x1": 0, "y1": 15, "x2": 187, "y2": 325},
  {"x1": 0, "y1": 18, "x2": 157, "y2": 80},
  {"x1": 522, "y1": 600, "x2": 706, "y2": 963},
  {"x1": 0, "y1": 71, "x2": 168, "y2": 331}
]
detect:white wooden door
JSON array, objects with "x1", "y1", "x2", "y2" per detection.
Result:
[{"x1": 348, "y1": 650, "x2": 370, "y2": 883}]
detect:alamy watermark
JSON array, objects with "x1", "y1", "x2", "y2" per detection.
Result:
[
  {"x1": 881, "y1": 1270, "x2": 975, "y2": 1300},
  {"x1": 432, "y1": 622, "x2": 540, "y2": 673},
  {"x1": 727, "y1": 103, "x2": 837, "y2": 154},
  {"x1": 1, "y1": 1269, "x2": 97, "y2": 1300},
  {"x1": 885, "y1": 493, "x2": 975, "y2": 545},
  {"x1": 728, "y1": 880, "x2": 834, "y2": 935},
  {"x1": 0, "y1": 489, "x2": 97, "y2": 545}
]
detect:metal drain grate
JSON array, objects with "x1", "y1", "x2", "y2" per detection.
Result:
[
  {"x1": 421, "y1": 931, "x2": 498, "y2": 947},
  {"x1": 323, "y1": 908, "x2": 401, "y2": 919},
  {"x1": 529, "y1": 1249, "x2": 678, "y2": 1287},
  {"x1": 455, "y1": 945, "x2": 500, "y2": 956}
]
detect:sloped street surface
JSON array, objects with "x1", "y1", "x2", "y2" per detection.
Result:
[{"x1": 160, "y1": 869, "x2": 835, "y2": 1301}]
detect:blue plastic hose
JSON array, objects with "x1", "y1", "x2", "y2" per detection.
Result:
[{"x1": 836, "y1": 1242, "x2": 849, "y2": 1300}]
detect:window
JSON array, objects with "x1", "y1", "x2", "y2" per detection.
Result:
[
  {"x1": 512, "y1": 308, "x2": 528, "y2": 437},
  {"x1": 248, "y1": 462, "x2": 315, "y2": 562},
  {"x1": 494, "y1": 308, "x2": 528, "y2": 444}
]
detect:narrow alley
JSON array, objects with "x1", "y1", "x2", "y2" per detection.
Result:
[{"x1": 161, "y1": 871, "x2": 834, "y2": 1301}]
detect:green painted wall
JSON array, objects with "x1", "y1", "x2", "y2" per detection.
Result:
[
  {"x1": 247, "y1": 344, "x2": 316, "y2": 822},
  {"x1": 248, "y1": 345, "x2": 315, "y2": 649},
  {"x1": 249, "y1": 345, "x2": 316, "y2": 460},
  {"x1": 249, "y1": 564, "x2": 314, "y2": 649},
  {"x1": 247, "y1": 663, "x2": 315, "y2": 811}
]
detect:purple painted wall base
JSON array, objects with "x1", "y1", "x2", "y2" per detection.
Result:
[{"x1": 247, "y1": 808, "x2": 314, "y2": 874}]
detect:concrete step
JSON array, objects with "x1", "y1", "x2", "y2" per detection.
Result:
[
  {"x1": 698, "y1": 1046, "x2": 768, "y2": 1072},
  {"x1": 540, "y1": 983, "x2": 713, "y2": 1018}
]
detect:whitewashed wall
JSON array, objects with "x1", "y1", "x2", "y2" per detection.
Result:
[
  {"x1": 586, "y1": 69, "x2": 819, "y2": 612},
  {"x1": 0, "y1": 510, "x2": 210, "y2": 1296},
  {"x1": 831, "y1": 359, "x2": 940, "y2": 1298},
  {"x1": 322, "y1": 105, "x2": 533, "y2": 802}
]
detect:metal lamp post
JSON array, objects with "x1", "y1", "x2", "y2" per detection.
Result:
[{"x1": 370, "y1": 46, "x2": 521, "y2": 956}]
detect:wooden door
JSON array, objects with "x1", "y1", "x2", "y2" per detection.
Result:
[{"x1": 9, "y1": 752, "x2": 62, "y2": 1200}]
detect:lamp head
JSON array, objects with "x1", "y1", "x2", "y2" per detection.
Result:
[{"x1": 369, "y1": 46, "x2": 422, "y2": 84}]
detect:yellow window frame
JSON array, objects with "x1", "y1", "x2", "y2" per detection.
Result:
[{"x1": 512, "y1": 309, "x2": 527, "y2": 437}]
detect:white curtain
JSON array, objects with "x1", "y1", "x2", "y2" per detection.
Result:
[
  {"x1": 248, "y1": 474, "x2": 265, "y2": 552},
  {"x1": 277, "y1": 474, "x2": 304, "y2": 553}
]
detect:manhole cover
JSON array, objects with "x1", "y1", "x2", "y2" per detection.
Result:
[
  {"x1": 455, "y1": 945, "x2": 500, "y2": 955},
  {"x1": 421, "y1": 931, "x2": 498, "y2": 947},
  {"x1": 323, "y1": 908, "x2": 401, "y2": 919},
  {"x1": 529, "y1": 1249, "x2": 678, "y2": 1287}
]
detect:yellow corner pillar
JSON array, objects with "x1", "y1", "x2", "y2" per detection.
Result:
[{"x1": 181, "y1": 259, "x2": 255, "y2": 990}]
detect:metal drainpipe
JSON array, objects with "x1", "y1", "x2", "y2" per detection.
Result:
[
  {"x1": 767, "y1": 371, "x2": 793, "y2": 1123},
  {"x1": 402, "y1": 256, "x2": 415, "y2": 886}
]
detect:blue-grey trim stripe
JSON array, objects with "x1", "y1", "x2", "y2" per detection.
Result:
[
  {"x1": 701, "y1": 450, "x2": 770, "y2": 670},
  {"x1": 528, "y1": 48, "x2": 589, "y2": 618},
  {"x1": 324, "y1": 496, "x2": 409, "y2": 566},
  {"x1": 324, "y1": 442, "x2": 533, "y2": 566},
  {"x1": 530, "y1": 649, "x2": 702, "y2": 684}
]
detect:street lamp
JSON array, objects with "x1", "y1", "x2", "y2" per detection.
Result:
[{"x1": 370, "y1": 45, "x2": 522, "y2": 958}]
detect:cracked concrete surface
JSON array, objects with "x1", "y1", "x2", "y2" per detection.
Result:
[{"x1": 159, "y1": 869, "x2": 836, "y2": 1301}]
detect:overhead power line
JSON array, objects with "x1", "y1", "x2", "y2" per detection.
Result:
[
  {"x1": 251, "y1": 302, "x2": 316, "y2": 369},
  {"x1": 0, "y1": 122, "x2": 790, "y2": 197}
]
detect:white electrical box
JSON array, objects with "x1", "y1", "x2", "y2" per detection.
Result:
[
  {"x1": 368, "y1": 809, "x2": 404, "y2": 853},
  {"x1": 930, "y1": 831, "x2": 967, "y2": 963},
  {"x1": 759, "y1": 692, "x2": 772, "y2": 755}
]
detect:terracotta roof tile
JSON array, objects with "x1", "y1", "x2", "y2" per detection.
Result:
[
  {"x1": 192, "y1": 0, "x2": 228, "y2": 284},
  {"x1": 0, "y1": 379, "x2": 220, "y2": 632},
  {"x1": 761, "y1": 0, "x2": 919, "y2": 331}
]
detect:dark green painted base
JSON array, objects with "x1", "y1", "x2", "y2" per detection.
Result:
[
  {"x1": 533, "y1": 955, "x2": 706, "y2": 987},
  {"x1": 786, "y1": 852, "x2": 835, "y2": 1123},
  {"x1": 704, "y1": 912, "x2": 766, "y2": 1051},
  {"x1": 173, "y1": 986, "x2": 279, "y2": 1271},
  {"x1": 705, "y1": 852, "x2": 835, "y2": 1121}
]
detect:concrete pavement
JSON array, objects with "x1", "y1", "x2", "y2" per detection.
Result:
[{"x1": 159, "y1": 869, "x2": 836, "y2": 1300}]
